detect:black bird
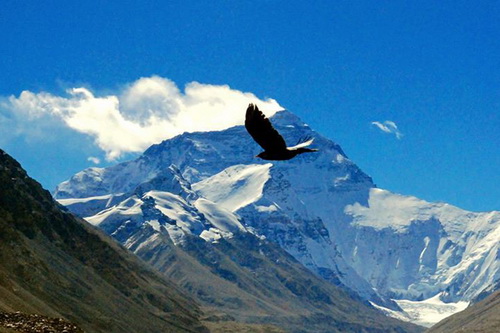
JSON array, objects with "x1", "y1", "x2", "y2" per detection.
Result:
[{"x1": 245, "y1": 103, "x2": 318, "y2": 160}]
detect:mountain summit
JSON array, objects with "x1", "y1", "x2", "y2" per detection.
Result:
[
  {"x1": 245, "y1": 104, "x2": 318, "y2": 160},
  {"x1": 55, "y1": 109, "x2": 500, "y2": 327}
]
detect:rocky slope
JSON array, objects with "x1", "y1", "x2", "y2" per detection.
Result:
[{"x1": 0, "y1": 149, "x2": 207, "y2": 333}]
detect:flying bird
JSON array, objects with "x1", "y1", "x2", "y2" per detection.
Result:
[{"x1": 245, "y1": 103, "x2": 318, "y2": 160}]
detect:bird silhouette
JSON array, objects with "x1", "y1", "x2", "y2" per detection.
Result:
[{"x1": 245, "y1": 103, "x2": 318, "y2": 160}]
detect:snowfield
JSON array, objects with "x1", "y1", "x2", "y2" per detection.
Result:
[{"x1": 394, "y1": 293, "x2": 469, "y2": 327}]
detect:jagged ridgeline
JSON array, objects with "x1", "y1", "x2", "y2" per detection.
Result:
[
  {"x1": 55, "y1": 109, "x2": 500, "y2": 329},
  {"x1": 0, "y1": 149, "x2": 207, "y2": 333}
]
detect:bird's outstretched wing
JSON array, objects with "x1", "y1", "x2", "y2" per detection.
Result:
[{"x1": 245, "y1": 104, "x2": 287, "y2": 152}]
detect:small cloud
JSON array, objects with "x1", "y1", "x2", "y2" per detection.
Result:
[
  {"x1": 371, "y1": 120, "x2": 403, "y2": 139},
  {"x1": 87, "y1": 156, "x2": 101, "y2": 164}
]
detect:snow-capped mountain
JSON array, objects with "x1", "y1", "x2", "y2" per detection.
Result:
[{"x1": 55, "y1": 110, "x2": 500, "y2": 325}]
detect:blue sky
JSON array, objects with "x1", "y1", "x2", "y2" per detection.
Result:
[{"x1": 0, "y1": 1, "x2": 498, "y2": 212}]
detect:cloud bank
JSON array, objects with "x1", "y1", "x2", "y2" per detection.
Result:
[
  {"x1": 1, "y1": 76, "x2": 281, "y2": 160},
  {"x1": 371, "y1": 120, "x2": 403, "y2": 139}
]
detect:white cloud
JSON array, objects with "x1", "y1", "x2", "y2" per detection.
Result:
[
  {"x1": 2, "y1": 76, "x2": 282, "y2": 160},
  {"x1": 87, "y1": 156, "x2": 101, "y2": 164},
  {"x1": 371, "y1": 120, "x2": 403, "y2": 139}
]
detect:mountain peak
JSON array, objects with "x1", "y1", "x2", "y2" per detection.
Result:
[{"x1": 269, "y1": 109, "x2": 308, "y2": 127}]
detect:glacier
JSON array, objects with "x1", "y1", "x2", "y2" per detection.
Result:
[{"x1": 54, "y1": 109, "x2": 500, "y2": 326}]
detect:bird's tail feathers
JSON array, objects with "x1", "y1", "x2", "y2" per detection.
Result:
[{"x1": 296, "y1": 147, "x2": 318, "y2": 154}]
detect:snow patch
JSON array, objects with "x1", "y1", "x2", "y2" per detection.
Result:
[
  {"x1": 193, "y1": 163, "x2": 272, "y2": 212},
  {"x1": 200, "y1": 228, "x2": 233, "y2": 243},
  {"x1": 369, "y1": 302, "x2": 410, "y2": 322},
  {"x1": 194, "y1": 198, "x2": 245, "y2": 233},
  {"x1": 345, "y1": 188, "x2": 431, "y2": 231},
  {"x1": 128, "y1": 233, "x2": 161, "y2": 252},
  {"x1": 393, "y1": 294, "x2": 469, "y2": 327},
  {"x1": 85, "y1": 196, "x2": 143, "y2": 226},
  {"x1": 146, "y1": 190, "x2": 204, "y2": 232},
  {"x1": 147, "y1": 220, "x2": 161, "y2": 232},
  {"x1": 255, "y1": 204, "x2": 279, "y2": 213},
  {"x1": 165, "y1": 225, "x2": 187, "y2": 245},
  {"x1": 57, "y1": 193, "x2": 118, "y2": 205}
]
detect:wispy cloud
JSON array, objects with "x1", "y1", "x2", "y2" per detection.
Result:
[
  {"x1": 371, "y1": 120, "x2": 403, "y2": 139},
  {"x1": 87, "y1": 156, "x2": 101, "y2": 165},
  {"x1": 1, "y1": 76, "x2": 281, "y2": 160}
]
